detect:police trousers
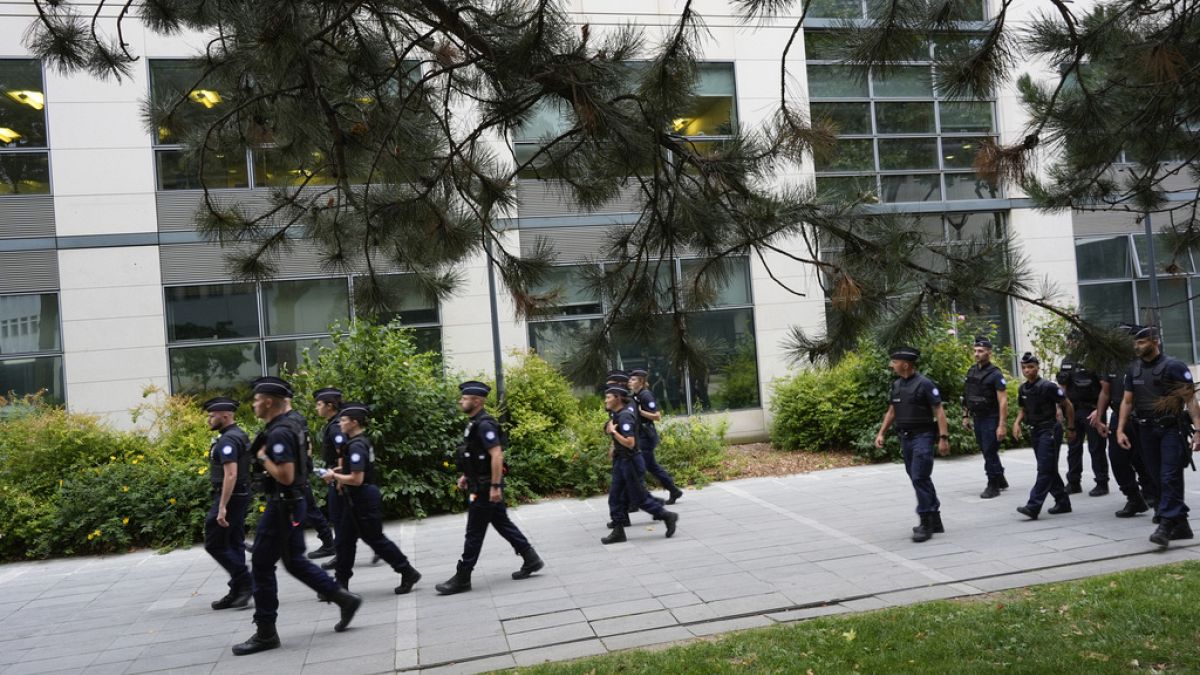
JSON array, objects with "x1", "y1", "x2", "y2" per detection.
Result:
[
  {"x1": 899, "y1": 430, "x2": 940, "y2": 514},
  {"x1": 204, "y1": 490, "x2": 251, "y2": 591},
  {"x1": 639, "y1": 434, "x2": 677, "y2": 492},
  {"x1": 1025, "y1": 423, "x2": 1068, "y2": 511},
  {"x1": 1138, "y1": 422, "x2": 1190, "y2": 521},
  {"x1": 252, "y1": 497, "x2": 341, "y2": 624},
  {"x1": 334, "y1": 484, "x2": 412, "y2": 587},
  {"x1": 1066, "y1": 407, "x2": 1108, "y2": 486},
  {"x1": 609, "y1": 454, "x2": 667, "y2": 524},
  {"x1": 459, "y1": 491, "x2": 531, "y2": 571},
  {"x1": 300, "y1": 479, "x2": 333, "y2": 540},
  {"x1": 1108, "y1": 410, "x2": 1156, "y2": 503},
  {"x1": 971, "y1": 415, "x2": 1005, "y2": 479}
]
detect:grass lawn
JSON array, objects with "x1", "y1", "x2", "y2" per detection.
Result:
[{"x1": 510, "y1": 560, "x2": 1200, "y2": 674}]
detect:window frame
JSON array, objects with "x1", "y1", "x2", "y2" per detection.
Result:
[
  {"x1": 0, "y1": 58, "x2": 52, "y2": 196},
  {"x1": 0, "y1": 290, "x2": 66, "y2": 402}
]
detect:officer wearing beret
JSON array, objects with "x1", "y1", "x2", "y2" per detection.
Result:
[
  {"x1": 436, "y1": 381, "x2": 545, "y2": 595},
  {"x1": 874, "y1": 347, "x2": 950, "y2": 543},
  {"x1": 602, "y1": 384, "x2": 679, "y2": 544},
  {"x1": 1093, "y1": 323, "x2": 1157, "y2": 518},
  {"x1": 629, "y1": 368, "x2": 683, "y2": 505},
  {"x1": 312, "y1": 387, "x2": 344, "y2": 569},
  {"x1": 202, "y1": 397, "x2": 253, "y2": 611},
  {"x1": 232, "y1": 377, "x2": 361, "y2": 656},
  {"x1": 1116, "y1": 325, "x2": 1200, "y2": 547},
  {"x1": 1057, "y1": 343, "x2": 1110, "y2": 496},
  {"x1": 1013, "y1": 352, "x2": 1076, "y2": 520},
  {"x1": 961, "y1": 336, "x2": 1009, "y2": 499},
  {"x1": 321, "y1": 404, "x2": 422, "y2": 594}
]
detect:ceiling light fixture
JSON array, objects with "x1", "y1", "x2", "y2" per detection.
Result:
[
  {"x1": 4, "y1": 90, "x2": 44, "y2": 110},
  {"x1": 0, "y1": 127, "x2": 21, "y2": 144},
  {"x1": 188, "y1": 89, "x2": 223, "y2": 108}
]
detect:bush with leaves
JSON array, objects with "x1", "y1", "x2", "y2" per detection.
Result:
[{"x1": 654, "y1": 416, "x2": 727, "y2": 488}]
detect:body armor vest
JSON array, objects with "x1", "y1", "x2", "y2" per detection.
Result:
[
  {"x1": 321, "y1": 419, "x2": 343, "y2": 468},
  {"x1": 209, "y1": 425, "x2": 251, "y2": 492},
  {"x1": 1019, "y1": 379, "x2": 1058, "y2": 427},
  {"x1": 1066, "y1": 364, "x2": 1101, "y2": 408},
  {"x1": 1130, "y1": 358, "x2": 1173, "y2": 417},
  {"x1": 341, "y1": 436, "x2": 381, "y2": 491},
  {"x1": 891, "y1": 376, "x2": 936, "y2": 430},
  {"x1": 963, "y1": 364, "x2": 1000, "y2": 415},
  {"x1": 249, "y1": 413, "x2": 309, "y2": 491},
  {"x1": 458, "y1": 412, "x2": 500, "y2": 485}
]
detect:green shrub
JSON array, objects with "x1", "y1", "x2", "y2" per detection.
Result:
[{"x1": 654, "y1": 415, "x2": 727, "y2": 487}]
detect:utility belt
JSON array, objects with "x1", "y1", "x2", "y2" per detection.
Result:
[
  {"x1": 265, "y1": 485, "x2": 303, "y2": 502},
  {"x1": 210, "y1": 483, "x2": 251, "y2": 497},
  {"x1": 613, "y1": 447, "x2": 641, "y2": 460},
  {"x1": 895, "y1": 425, "x2": 936, "y2": 437},
  {"x1": 1027, "y1": 420, "x2": 1059, "y2": 434},
  {"x1": 1135, "y1": 415, "x2": 1183, "y2": 428}
]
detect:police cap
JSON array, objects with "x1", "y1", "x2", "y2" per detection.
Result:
[
  {"x1": 252, "y1": 376, "x2": 293, "y2": 398},
  {"x1": 459, "y1": 380, "x2": 491, "y2": 397},
  {"x1": 201, "y1": 396, "x2": 238, "y2": 413},
  {"x1": 606, "y1": 369, "x2": 629, "y2": 383},
  {"x1": 338, "y1": 403, "x2": 369, "y2": 421},
  {"x1": 890, "y1": 346, "x2": 920, "y2": 362},
  {"x1": 1020, "y1": 352, "x2": 1039, "y2": 365},
  {"x1": 1132, "y1": 324, "x2": 1160, "y2": 340},
  {"x1": 605, "y1": 385, "x2": 630, "y2": 398},
  {"x1": 629, "y1": 368, "x2": 649, "y2": 378},
  {"x1": 973, "y1": 336, "x2": 993, "y2": 349},
  {"x1": 313, "y1": 387, "x2": 343, "y2": 403}
]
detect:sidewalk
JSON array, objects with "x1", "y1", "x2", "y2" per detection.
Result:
[{"x1": 1, "y1": 447, "x2": 1198, "y2": 675}]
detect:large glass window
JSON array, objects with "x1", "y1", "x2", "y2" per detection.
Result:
[
  {"x1": 0, "y1": 293, "x2": 63, "y2": 402},
  {"x1": 165, "y1": 283, "x2": 259, "y2": 342},
  {"x1": 150, "y1": 60, "x2": 251, "y2": 191},
  {"x1": 809, "y1": 0, "x2": 985, "y2": 20},
  {"x1": 0, "y1": 60, "x2": 50, "y2": 195}
]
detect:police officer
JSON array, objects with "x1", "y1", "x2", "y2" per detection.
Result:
[
  {"x1": 293, "y1": 392, "x2": 336, "y2": 561},
  {"x1": 435, "y1": 381, "x2": 545, "y2": 595},
  {"x1": 313, "y1": 387, "x2": 345, "y2": 570},
  {"x1": 232, "y1": 377, "x2": 361, "y2": 656},
  {"x1": 874, "y1": 347, "x2": 950, "y2": 543},
  {"x1": 1093, "y1": 323, "x2": 1157, "y2": 518},
  {"x1": 1115, "y1": 325, "x2": 1200, "y2": 547},
  {"x1": 202, "y1": 396, "x2": 253, "y2": 610},
  {"x1": 602, "y1": 384, "x2": 679, "y2": 544},
  {"x1": 321, "y1": 403, "x2": 422, "y2": 594},
  {"x1": 1058, "y1": 350, "x2": 1110, "y2": 496},
  {"x1": 961, "y1": 336, "x2": 1009, "y2": 499},
  {"x1": 1013, "y1": 352, "x2": 1076, "y2": 520},
  {"x1": 603, "y1": 370, "x2": 661, "y2": 529},
  {"x1": 629, "y1": 368, "x2": 684, "y2": 505}
]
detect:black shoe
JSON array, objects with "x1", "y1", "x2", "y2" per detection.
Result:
[
  {"x1": 1016, "y1": 505, "x2": 1039, "y2": 520},
  {"x1": 1048, "y1": 501, "x2": 1072, "y2": 515},
  {"x1": 212, "y1": 586, "x2": 252, "y2": 611},
  {"x1": 308, "y1": 531, "x2": 336, "y2": 559},
  {"x1": 394, "y1": 565, "x2": 421, "y2": 595},
  {"x1": 601, "y1": 526, "x2": 627, "y2": 545},
  {"x1": 371, "y1": 554, "x2": 381, "y2": 565},
  {"x1": 232, "y1": 623, "x2": 280, "y2": 656},
  {"x1": 1153, "y1": 513, "x2": 1162, "y2": 524},
  {"x1": 997, "y1": 475, "x2": 1009, "y2": 490},
  {"x1": 980, "y1": 480, "x2": 1001, "y2": 499},
  {"x1": 1066, "y1": 482, "x2": 1082, "y2": 495},
  {"x1": 329, "y1": 588, "x2": 362, "y2": 632},
  {"x1": 1150, "y1": 522, "x2": 1173, "y2": 547},
  {"x1": 666, "y1": 488, "x2": 683, "y2": 505},
  {"x1": 659, "y1": 511, "x2": 678, "y2": 538},
  {"x1": 912, "y1": 523, "x2": 932, "y2": 543},
  {"x1": 435, "y1": 565, "x2": 472, "y2": 595},
  {"x1": 1170, "y1": 520, "x2": 1194, "y2": 541},
  {"x1": 320, "y1": 557, "x2": 338, "y2": 571},
  {"x1": 512, "y1": 548, "x2": 544, "y2": 580},
  {"x1": 928, "y1": 512, "x2": 945, "y2": 534},
  {"x1": 1088, "y1": 483, "x2": 1109, "y2": 497},
  {"x1": 1115, "y1": 496, "x2": 1149, "y2": 518}
]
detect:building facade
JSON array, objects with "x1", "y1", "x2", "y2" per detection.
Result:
[{"x1": 0, "y1": 1, "x2": 1177, "y2": 438}]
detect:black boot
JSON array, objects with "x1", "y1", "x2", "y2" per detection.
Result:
[
  {"x1": 435, "y1": 563, "x2": 472, "y2": 595},
  {"x1": 1016, "y1": 505, "x2": 1039, "y2": 520},
  {"x1": 212, "y1": 584, "x2": 252, "y2": 611},
  {"x1": 1169, "y1": 519, "x2": 1194, "y2": 541},
  {"x1": 329, "y1": 588, "x2": 362, "y2": 632},
  {"x1": 912, "y1": 514, "x2": 932, "y2": 543},
  {"x1": 657, "y1": 511, "x2": 678, "y2": 538},
  {"x1": 980, "y1": 479, "x2": 1001, "y2": 499},
  {"x1": 308, "y1": 531, "x2": 336, "y2": 559},
  {"x1": 997, "y1": 475, "x2": 1009, "y2": 490},
  {"x1": 512, "y1": 548, "x2": 545, "y2": 580},
  {"x1": 928, "y1": 512, "x2": 945, "y2": 534},
  {"x1": 1115, "y1": 494, "x2": 1149, "y2": 518},
  {"x1": 606, "y1": 520, "x2": 630, "y2": 529},
  {"x1": 666, "y1": 488, "x2": 683, "y2": 505},
  {"x1": 394, "y1": 564, "x2": 422, "y2": 595},
  {"x1": 1066, "y1": 481, "x2": 1082, "y2": 495},
  {"x1": 1048, "y1": 499, "x2": 1072, "y2": 515},
  {"x1": 232, "y1": 621, "x2": 280, "y2": 655},
  {"x1": 1088, "y1": 482, "x2": 1109, "y2": 497},
  {"x1": 1150, "y1": 521, "x2": 1173, "y2": 547},
  {"x1": 320, "y1": 557, "x2": 338, "y2": 571},
  {"x1": 601, "y1": 526, "x2": 627, "y2": 545}
]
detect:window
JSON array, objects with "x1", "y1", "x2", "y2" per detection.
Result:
[
  {"x1": 527, "y1": 256, "x2": 760, "y2": 413},
  {"x1": 0, "y1": 293, "x2": 63, "y2": 402},
  {"x1": 352, "y1": 273, "x2": 442, "y2": 354},
  {"x1": 808, "y1": 0, "x2": 985, "y2": 20},
  {"x1": 0, "y1": 60, "x2": 50, "y2": 195},
  {"x1": 150, "y1": 60, "x2": 250, "y2": 190}
]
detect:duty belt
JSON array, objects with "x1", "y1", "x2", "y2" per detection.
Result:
[{"x1": 1135, "y1": 415, "x2": 1181, "y2": 428}]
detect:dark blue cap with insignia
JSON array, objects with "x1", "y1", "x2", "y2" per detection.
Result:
[
  {"x1": 890, "y1": 346, "x2": 920, "y2": 362},
  {"x1": 313, "y1": 387, "x2": 342, "y2": 402},
  {"x1": 606, "y1": 369, "x2": 629, "y2": 383},
  {"x1": 252, "y1": 376, "x2": 294, "y2": 398},
  {"x1": 459, "y1": 380, "x2": 491, "y2": 397},
  {"x1": 1115, "y1": 321, "x2": 1137, "y2": 335},
  {"x1": 201, "y1": 396, "x2": 238, "y2": 413},
  {"x1": 338, "y1": 403, "x2": 369, "y2": 420},
  {"x1": 605, "y1": 385, "x2": 630, "y2": 397},
  {"x1": 1132, "y1": 324, "x2": 1160, "y2": 340},
  {"x1": 629, "y1": 368, "x2": 648, "y2": 377},
  {"x1": 1020, "y1": 352, "x2": 1039, "y2": 364},
  {"x1": 974, "y1": 336, "x2": 992, "y2": 349}
]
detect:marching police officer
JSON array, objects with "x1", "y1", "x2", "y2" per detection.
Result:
[
  {"x1": 1093, "y1": 323, "x2": 1157, "y2": 518},
  {"x1": 232, "y1": 377, "x2": 361, "y2": 656},
  {"x1": 874, "y1": 347, "x2": 950, "y2": 543},
  {"x1": 602, "y1": 384, "x2": 679, "y2": 544},
  {"x1": 321, "y1": 403, "x2": 422, "y2": 594},
  {"x1": 1116, "y1": 325, "x2": 1200, "y2": 547},
  {"x1": 293, "y1": 393, "x2": 336, "y2": 561},
  {"x1": 202, "y1": 396, "x2": 253, "y2": 610},
  {"x1": 1013, "y1": 352, "x2": 1076, "y2": 520},
  {"x1": 436, "y1": 381, "x2": 545, "y2": 595},
  {"x1": 1058, "y1": 350, "x2": 1110, "y2": 495},
  {"x1": 313, "y1": 387, "x2": 345, "y2": 570},
  {"x1": 961, "y1": 336, "x2": 1009, "y2": 499},
  {"x1": 629, "y1": 368, "x2": 683, "y2": 505}
]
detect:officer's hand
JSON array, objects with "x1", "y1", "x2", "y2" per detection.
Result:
[
  {"x1": 1095, "y1": 422, "x2": 1110, "y2": 438},
  {"x1": 1011, "y1": 423, "x2": 1022, "y2": 441},
  {"x1": 1066, "y1": 429, "x2": 1077, "y2": 444},
  {"x1": 936, "y1": 438, "x2": 950, "y2": 456},
  {"x1": 1191, "y1": 435, "x2": 1200, "y2": 453},
  {"x1": 1117, "y1": 432, "x2": 1131, "y2": 450},
  {"x1": 489, "y1": 486, "x2": 503, "y2": 503},
  {"x1": 456, "y1": 475, "x2": 468, "y2": 491},
  {"x1": 873, "y1": 433, "x2": 885, "y2": 449},
  {"x1": 217, "y1": 506, "x2": 229, "y2": 528},
  {"x1": 605, "y1": 420, "x2": 615, "y2": 435},
  {"x1": 1086, "y1": 410, "x2": 1098, "y2": 427},
  {"x1": 996, "y1": 425, "x2": 1007, "y2": 442},
  {"x1": 321, "y1": 471, "x2": 336, "y2": 484}
]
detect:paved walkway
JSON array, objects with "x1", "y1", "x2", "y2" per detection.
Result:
[{"x1": 2, "y1": 447, "x2": 1199, "y2": 675}]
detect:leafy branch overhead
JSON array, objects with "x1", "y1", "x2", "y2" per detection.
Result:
[{"x1": 26, "y1": 0, "x2": 1186, "y2": 372}]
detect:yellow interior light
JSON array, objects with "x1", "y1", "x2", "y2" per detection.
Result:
[
  {"x1": 5, "y1": 90, "x2": 45, "y2": 110},
  {"x1": 671, "y1": 118, "x2": 689, "y2": 132},
  {"x1": 157, "y1": 126, "x2": 172, "y2": 141},
  {"x1": 944, "y1": 154, "x2": 955, "y2": 160},
  {"x1": 355, "y1": 96, "x2": 374, "y2": 105},
  {"x1": 188, "y1": 89, "x2": 223, "y2": 108},
  {"x1": 0, "y1": 127, "x2": 21, "y2": 144},
  {"x1": 961, "y1": 143, "x2": 973, "y2": 150}
]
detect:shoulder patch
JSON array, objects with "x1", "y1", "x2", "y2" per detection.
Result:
[
  {"x1": 1057, "y1": 387, "x2": 1065, "y2": 396},
  {"x1": 334, "y1": 434, "x2": 344, "y2": 444},
  {"x1": 999, "y1": 378, "x2": 1006, "y2": 386},
  {"x1": 621, "y1": 423, "x2": 631, "y2": 432},
  {"x1": 350, "y1": 452, "x2": 362, "y2": 464},
  {"x1": 221, "y1": 445, "x2": 233, "y2": 456},
  {"x1": 648, "y1": 401, "x2": 656, "y2": 409},
  {"x1": 1185, "y1": 371, "x2": 1194, "y2": 381},
  {"x1": 485, "y1": 430, "x2": 496, "y2": 441},
  {"x1": 272, "y1": 443, "x2": 285, "y2": 455},
  {"x1": 931, "y1": 387, "x2": 940, "y2": 397}
]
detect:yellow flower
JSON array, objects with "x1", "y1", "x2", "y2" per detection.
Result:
[
  {"x1": 122, "y1": 517, "x2": 129, "y2": 525},
  {"x1": 131, "y1": 459, "x2": 138, "y2": 465},
  {"x1": 197, "y1": 467, "x2": 206, "y2": 475},
  {"x1": 168, "y1": 498, "x2": 177, "y2": 505},
  {"x1": 109, "y1": 455, "x2": 116, "y2": 461},
  {"x1": 259, "y1": 505, "x2": 265, "y2": 513},
  {"x1": 121, "y1": 486, "x2": 129, "y2": 492},
  {"x1": 442, "y1": 461, "x2": 450, "y2": 469}
]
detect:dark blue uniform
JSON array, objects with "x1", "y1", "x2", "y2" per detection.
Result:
[
  {"x1": 332, "y1": 435, "x2": 415, "y2": 588},
  {"x1": 1058, "y1": 358, "x2": 1109, "y2": 489},
  {"x1": 250, "y1": 413, "x2": 343, "y2": 625},
  {"x1": 457, "y1": 411, "x2": 532, "y2": 570},
  {"x1": 281, "y1": 409, "x2": 334, "y2": 548},
  {"x1": 608, "y1": 404, "x2": 669, "y2": 524},
  {"x1": 1125, "y1": 353, "x2": 1194, "y2": 523},
  {"x1": 634, "y1": 388, "x2": 678, "y2": 494},
  {"x1": 890, "y1": 373, "x2": 942, "y2": 515},
  {"x1": 321, "y1": 419, "x2": 347, "y2": 544},
  {"x1": 963, "y1": 362, "x2": 1007, "y2": 480},
  {"x1": 1103, "y1": 370, "x2": 1156, "y2": 507},
  {"x1": 205, "y1": 423, "x2": 252, "y2": 595},
  {"x1": 1019, "y1": 377, "x2": 1069, "y2": 512}
]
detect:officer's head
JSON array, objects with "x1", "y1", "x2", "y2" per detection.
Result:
[
  {"x1": 1019, "y1": 352, "x2": 1040, "y2": 380},
  {"x1": 313, "y1": 387, "x2": 343, "y2": 420},
  {"x1": 337, "y1": 403, "x2": 369, "y2": 434},
  {"x1": 972, "y1": 336, "x2": 992, "y2": 364},
  {"x1": 458, "y1": 381, "x2": 490, "y2": 414},
  {"x1": 201, "y1": 396, "x2": 238, "y2": 431},
  {"x1": 889, "y1": 347, "x2": 919, "y2": 375},
  {"x1": 628, "y1": 368, "x2": 648, "y2": 391},
  {"x1": 604, "y1": 385, "x2": 630, "y2": 411},
  {"x1": 251, "y1": 377, "x2": 293, "y2": 421},
  {"x1": 1131, "y1": 325, "x2": 1161, "y2": 359},
  {"x1": 606, "y1": 369, "x2": 629, "y2": 387}
]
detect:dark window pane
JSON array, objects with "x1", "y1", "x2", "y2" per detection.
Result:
[
  {"x1": 0, "y1": 152, "x2": 50, "y2": 195},
  {"x1": 878, "y1": 138, "x2": 938, "y2": 170},
  {"x1": 872, "y1": 66, "x2": 933, "y2": 97},
  {"x1": 816, "y1": 138, "x2": 875, "y2": 172},
  {"x1": 1078, "y1": 282, "x2": 1135, "y2": 329},
  {"x1": 156, "y1": 148, "x2": 250, "y2": 190},
  {"x1": 529, "y1": 318, "x2": 603, "y2": 387},
  {"x1": 615, "y1": 322, "x2": 688, "y2": 415},
  {"x1": 939, "y1": 101, "x2": 993, "y2": 133},
  {"x1": 810, "y1": 102, "x2": 871, "y2": 135},
  {"x1": 0, "y1": 293, "x2": 60, "y2": 354},
  {"x1": 680, "y1": 257, "x2": 752, "y2": 307},
  {"x1": 0, "y1": 60, "x2": 47, "y2": 148},
  {"x1": 677, "y1": 64, "x2": 737, "y2": 136},
  {"x1": 166, "y1": 283, "x2": 259, "y2": 342},
  {"x1": 353, "y1": 274, "x2": 439, "y2": 325},
  {"x1": 265, "y1": 337, "x2": 334, "y2": 376},
  {"x1": 410, "y1": 326, "x2": 443, "y2": 355},
  {"x1": 149, "y1": 60, "x2": 227, "y2": 146},
  {"x1": 880, "y1": 174, "x2": 941, "y2": 202},
  {"x1": 944, "y1": 173, "x2": 997, "y2": 200},
  {"x1": 807, "y1": 65, "x2": 868, "y2": 98},
  {"x1": 808, "y1": 0, "x2": 863, "y2": 19},
  {"x1": 1134, "y1": 233, "x2": 1194, "y2": 277},
  {"x1": 816, "y1": 175, "x2": 877, "y2": 201},
  {"x1": 1075, "y1": 236, "x2": 1133, "y2": 281},
  {"x1": 875, "y1": 102, "x2": 935, "y2": 134},
  {"x1": 942, "y1": 136, "x2": 987, "y2": 169},
  {"x1": 1136, "y1": 278, "x2": 1191, "y2": 360},
  {"x1": 686, "y1": 308, "x2": 760, "y2": 412},
  {"x1": 169, "y1": 343, "x2": 262, "y2": 395},
  {"x1": 262, "y1": 278, "x2": 349, "y2": 337},
  {"x1": 531, "y1": 266, "x2": 602, "y2": 316},
  {"x1": 0, "y1": 355, "x2": 63, "y2": 403},
  {"x1": 946, "y1": 212, "x2": 1003, "y2": 241},
  {"x1": 804, "y1": 31, "x2": 851, "y2": 62},
  {"x1": 254, "y1": 148, "x2": 366, "y2": 188},
  {"x1": 513, "y1": 99, "x2": 570, "y2": 143},
  {"x1": 513, "y1": 142, "x2": 563, "y2": 180}
]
